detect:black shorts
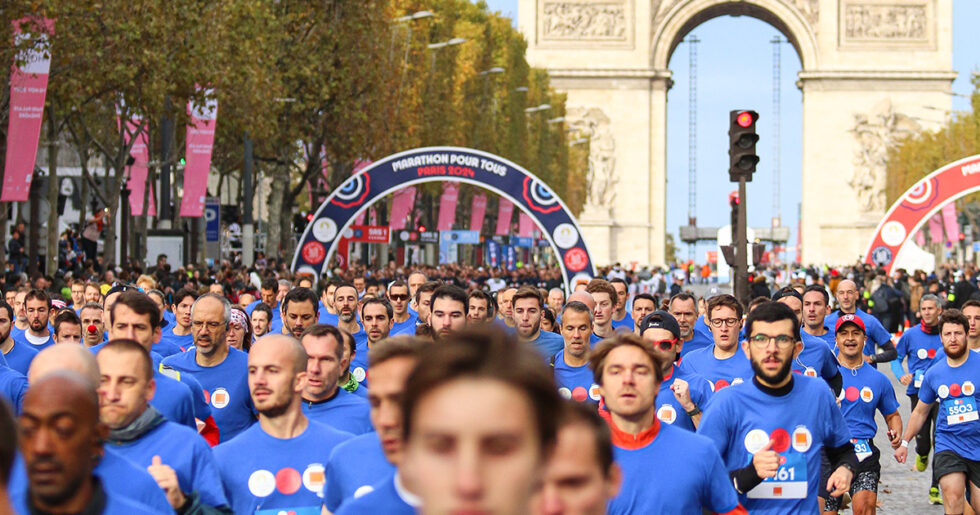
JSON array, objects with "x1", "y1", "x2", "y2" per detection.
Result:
[
  {"x1": 820, "y1": 441, "x2": 881, "y2": 499},
  {"x1": 934, "y1": 450, "x2": 980, "y2": 487}
]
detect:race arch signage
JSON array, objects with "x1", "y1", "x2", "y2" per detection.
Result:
[
  {"x1": 292, "y1": 146, "x2": 597, "y2": 291},
  {"x1": 864, "y1": 154, "x2": 980, "y2": 274}
]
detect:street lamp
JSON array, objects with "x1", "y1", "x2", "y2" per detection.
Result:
[
  {"x1": 395, "y1": 10, "x2": 433, "y2": 23},
  {"x1": 427, "y1": 37, "x2": 467, "y2": 50},
  {"x1": 514, "y1": 86, "x2": 529, "y2": 92},
  {"x1": 524, "y1": 104, "x2": 551, "y2": 114},
  {"x1": 547, "y1": 116, "x2": 565, "y2": 124},
  {"x1": 479, "y1": 67, "x2": 505, "y2": 76}
]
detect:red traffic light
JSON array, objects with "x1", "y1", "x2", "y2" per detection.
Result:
[
  {"x1": 418, "y1": 225, "x2": 426, "y2": 233},
  {"x1": 735, "y1": 111, "x2": 756, "y2": 128},
  {"x1": 305, "y1": 213, "x2": 314, "y2": 222}
]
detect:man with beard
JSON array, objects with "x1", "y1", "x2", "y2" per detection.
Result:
[
  {"x1": 250, "y1": 303, "x2": 272, "y2": 339},
  {"x1": 16, "y1": 289, "x2": 54, "y2": 351},
  {"x1": 466, "y1": 290, "x2": 495, "y2": 325},
  {"x1": 79, "y1": 303, "x2": 105, "y2": 348},
  {"x1": 13, "y1": 372, "x2": 162, "y2": 514},
  {"x1": 609, "y1": 278, "x2": 634, "y2": 333},
  {"x1": 0, "y1": 302, "x2": 37, "y2": 375},
  {"x1": 429, "y1": 285, "x2": 468, "y2": 341},
  {"x1": 386, "y1": 281, "x2": 418, "y2": 335},
  {"x1": 630, "y1": 294, "x2": 657, "y2": 334},
  {"x1": 163, "y1": 293, "x2": 255, "y2": 442},
  {"x1": 669, "y1": 293, "x2": 713, "y2": 357},
  {"x1": 327, "y1": 338, "x2": 429, "y2": 513},
  {"x1": 299, "y1": 324, "x2": 371, "y2": 435},
  {"x1": 590, "y1": 333, "x2": 743, "y2": 514},
  {"x1": 96, "y1": 340, "x2": 229, "y2": 511},
  {"x1": 554, "y1": 302, "x2": 600, "y2": 404},
  {"x1": 681, "y1": 295, "x2": 754, "y2": 392},
  {"x1": 513, "y1": 286, "x2": 565, "y2": 359},
  {"x1": 213, "y1": 334, "x2": 352, "y2": 514},
  {"x1": 280, "y1": 287, "x2": 318, "y2": 340},
  {"x1": 160, "y1": 288, "x2": 198, "y2": 353},
  {"x1": 698, "y1": 302, "x2": 857, "y2": 514},
  {"x1": 896, "y1": 309, "x2": 980, "y2": 514},
  {"x1": 640, "y1": 311, "x2": 712, "y2": 432},
  {"x1": 820, "y1": 314, "x2": 902, "y2": 515},
  {"x1": 347, "y1": 298, "x2": 394, "y2": 388},
  {"x1": 334, "y1": 283, "x2": 369, "y2": 383},
  {"x1": 413, "y1": 281, "x2": 440, "y2": 331}
]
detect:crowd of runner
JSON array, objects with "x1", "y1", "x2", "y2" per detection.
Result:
[{"x1": 0, "y1": 255, "x2": 976, "y2": 514}]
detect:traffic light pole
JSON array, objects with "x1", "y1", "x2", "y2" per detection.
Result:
[{"x1": 735, "y1": 177, "x2": 749, "y2": 307}]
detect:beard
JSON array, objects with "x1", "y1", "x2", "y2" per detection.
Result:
[
  {"x1": 947, "y1": 341, "x2": 969, "y2": 360},
  {"x1": 257, "y1": 396, "x2": 292, "y2": 419},
  {"x1": 751, "y1": 353, "x2": 795, "y2": 386}
]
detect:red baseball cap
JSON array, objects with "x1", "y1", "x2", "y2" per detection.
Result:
[{"x1": 835, "y1": 313, "x2": 866, "y2": 334}]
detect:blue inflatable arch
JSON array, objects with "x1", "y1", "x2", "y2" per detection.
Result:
[{"x1": 291, "y1": 147, "x2": 597, "y2": 292}]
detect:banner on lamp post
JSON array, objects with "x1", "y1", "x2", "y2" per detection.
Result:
[
  {"x1": 495, "y1": 198, "x2": 513, "y2": 236},
  {"x1": 437, "y1": 182, "x2": 458, "y2": 231},
  {"x1": 179, "y1": 92, "x2": 217, "y2": 217},
  {"x1": 120, "y1": 115, "x2": 152, "y2": 216},
  {"x1": 518, "y1": 212, "x2": 535, "y2": 237},
  {"x1": 470, "y1": 194, "x2": 487, "y2": 232},
  {"x1": 2, "y1": 18, "x2": 54, "y2": 202},
  {"x1": 389, "y1": 186, "x2": 416, "y2": 230}
]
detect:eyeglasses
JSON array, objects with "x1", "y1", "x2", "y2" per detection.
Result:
[
  {"x1": 649, "y1": 338, "x2": 677, "y2": 351},
  {"x1": 192, "y1": 320, "x2": 225, "y2": 331},
  {"x1": 748, "y1": 333, "x2": 795, "y2": 348},
  {"x1": 389, "y1": 294, "x2": 409, "y2": 301},
  {"x1": 709, "y1": 317, "x2": 740, "y2": 327}
]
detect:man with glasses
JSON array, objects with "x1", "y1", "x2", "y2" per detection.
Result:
[
  {"x1": 698, "y1": 301, "x2": 857, "y2": 514},
  {"x1": 640, "y1": 311, "x2": 712, "y2": 431},
  {"x1": 69, "y1": 280, "x2": 86, "y2": 314},
  {"x1": 386, "y1": 281, "x2": 417, "y2": 336},
  {"x1": 682, "y1": 294, "x2": 753, "y2": 391},
  {"x1": 163, "y1": 293, "x2": 255, "y2": 442}
]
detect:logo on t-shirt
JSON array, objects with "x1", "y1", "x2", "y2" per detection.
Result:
[
  {"x1": 211, "y1": 387, "x2": 230, "y2": 409},
  {"x1": 558, "y1": 387, "x2": 572, "y2": 399},
  {"x1": 588, "y1": 384, "x2": 602, "y2": 402},
  {"x1": 964, "y1": 381, "x2": 976, "y2": 396},
  {"x1": 791, "y1": 426, "x2": 812, "y2": 453},
  {"x1": 657, "y1": 404, "x2": 677, "y2": 424},
  {"x1": 352, "y1": 367, "x2": 367, "y2": 383},
  {"x1": 803, "y1": 367, "x2": 817, "y2": 378},
  {"x1": 860, "y1": 387, "x2": 874, "y2": 403},
  {"x1": 353, "y1": 485, "x2": 374, "y2": 498},
  {"x1": 744, "y1": 429, "x2": 769, "y2": 454},
  {"x1": 938, "y1": 384, "x2": 950, "y2": 399},
  {"x1": 301, "y1": 464, "x2": 325, "y2": 496}
]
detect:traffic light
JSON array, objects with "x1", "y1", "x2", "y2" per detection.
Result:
[
  {"x1": 729, "y1": 110, "x2": 760, "y2": 182},
  {"x1": 729, "y1": 192, "x2": 740, "y2": 233}
]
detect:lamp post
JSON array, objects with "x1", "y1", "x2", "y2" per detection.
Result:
[{"x1": 427, "y1": 37, "x2": 467, "y2": 69}]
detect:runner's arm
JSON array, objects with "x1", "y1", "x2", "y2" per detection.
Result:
[
  {"x1": 729, "y1": 464, "x2": 763, "y2": 495},
  {"x1": 899, "y1": 397, "x2": 934, "y2": 444},
  {"x1": 870, "y1": 339, "x2": 897, "y2": 363},
  {"x1": 889, "y1": 357, "x2": 907, "y2": 382},
  {"x1": 824, "y1": 440, "x2": 859, "y2": 474},
  {"x1": 884, "y1": 411, "x2": 903, "y2": 449},
  {"x1": 827, "y1": 371, "x2": 842, "y2": 397}
]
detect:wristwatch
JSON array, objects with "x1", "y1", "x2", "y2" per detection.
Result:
[{"x1": 686, "y1": 406, "x2": 701, "y2": 417}]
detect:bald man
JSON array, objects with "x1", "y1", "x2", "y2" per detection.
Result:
[
  {"x1": 13, "y1": 372, "x2": 165, "y2": 514},
  {"x1": 18, "y1": 346, "x2": 172, "y2": 513},
  {"x1": 213, "y1": 335, "x2": 354, "y2": 513},
  {"x1": 824, "y1": 279, "x2": 896, "y2": 366}
]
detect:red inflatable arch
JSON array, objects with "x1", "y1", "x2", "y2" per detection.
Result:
[{"x1": 864, "y1": 154, "x2": 980, "y2": 273}]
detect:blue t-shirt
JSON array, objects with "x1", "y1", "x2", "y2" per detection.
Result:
[
  {"x1": 302, "y1": 389, "x2": 373, "y2": 435},
  {"x1": 149, "y1": 369, "x2": 197, "y2": 430},
  {"x1": 802, "y1": 326, "x2": 835, "y2": 348},
  {"x1": 918, "y1": 351, "x2": 980, "y2": 460},
  {"x1": 162, "y1": 309, "x2": 177, "y2": 327},
  {"x1": 13, "y1": 329, "x2": 54, "y2": 352},
  {"x1": 108, "y1": 419, "x2": 228, "y2": 508},
  {"x1": 318, "y1": 305, "x2": 339, "y2": 327},
  {"x1": 152, "y1": 338, "x2": 184, "y2": 358},
  {"x1": 656, "y1": 365, "x2": 713, "y2": 432},
  {"x1": 347, "y1": 328, "x2": 371, "y2": 386},
  {"x1": 154, "y1": 354, "x2": 214, "y2": 431},
  {"x1": 552, "y1": 350, "x2": 601, "y2": 404},
  {"x1": 528, "y1": 330, "x2": 564, "y2": 359},
  {"x1": 213, "y1": 420, "x2": 354, "y2": 514},
  {"x1": 694, "y1": 315, "x2": 713, "y2": 341},
  {"x1": 680, "y1": 332, "x2": 715, "y2": 357},
  {"x1": 611, "y1": 313, "x2": 635, "y2": 333},
  {"x1": 163, "y1": 347, "x2": 255, "y2": 442},
  {"x1": 323, "y1": 432, "x2": 396, "y2": 512},
  {"x1": 390, "y1": 313, "x2": 418, "y2": 336},
  {"x1": 159, "y1": 325, "x2": 194, "y2": 354},
  {"x1": 697, "y1": 376, "x2": 852, "y2": 515},
  {"x1": 0, "y1": 366, "x2": 27, "y2": 414},
  {"x1": 334, "y1": 472, "x2": 415, "y2": 515},
  {"x1": 589, "y1": 332, "x2": 604, "y2": 348},
  {"x1": 794, "y1": 332, "x2": 840, "y2": 384},
  {"x1": 895, "y1": 325, "x2": 942, "y2": 395},
  {"x1": 2, "y1": 340, "x2": 37, "y2": 376},
  {"x1": 11, "y1": 477, "x2": 168, "y2": 515},
  {"x1": 836, "y1": 362, "x2": 900, "y2": 440},
  {"x1": 680, "y1": 345, "x2": 753, "y2": 392},
  {"x1": 610, "y1": 422, "x2": 739, "y2": 514},
  {"x1": 95, "y1": 448, "x2": 174, "y2": 513}
]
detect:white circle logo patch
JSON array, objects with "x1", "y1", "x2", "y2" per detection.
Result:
[
  {"x1": 732, "y1": 377, "x2": 744, "y2": 385},
  {"x1": 744, "y1": 429, "x2": 769, "y2": 454},
  {"x1": 938, "y1": 384, "x2": 950, "y2": 399},
  {"x1": 211, "y1": 387, "x2": 230, "y2": 409},
  {"x1": 353, "y1": 485, "x2": 375, "y2": 499},
  {"x1": 302, "y1": 464, "x2": 326, "y2": 495},
  {"x1": 657, "y1": 404, "x2": 677, "y2": 424},
  {"x1": 792, "y1": 426, "x2": 812, "y2": 453},
  {"x1": 352, "y1": 367, "x2": 366, "y2": 383},
  {"x1": 552, "y1": 223, "x2": 578, "y2": 249},
  {"x1": 965, "y1": 382, "x2": 976, "y2": 396},
  {"x1": 588, "y1": 384, "x2": 602, "y2": 401},
  {"x1": 881, "y1": 221, "x2": 907, "y2": 247},
  {"x1": 861, "y1": 387, "x2": 874, "y2": 403},
  {"x1": 917, "y1": 348, "x2": 928, "y2": 359},
  {"x1": 247, "y1": 469, "x2": 276, "y2": 497},
  {"x1": 558, "y1": 387, "x2": 572, "y2": 400},
  {"x1": 312, "y1": 218, "x2": 338, "y2": 242}
]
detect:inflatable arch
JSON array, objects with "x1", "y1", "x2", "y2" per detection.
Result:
[
  {"x1": 864, "y1": 154, "x2": 980, "y2": 273},
  {"x1": 291, "y1": 147, "x2": 597, "y2": 291}
]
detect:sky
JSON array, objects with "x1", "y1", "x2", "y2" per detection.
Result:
[{"x1": 481, "y1": 0, "x2": 980, "y2": 262}]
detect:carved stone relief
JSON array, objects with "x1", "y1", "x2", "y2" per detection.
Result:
[
  {"x1": 568, "y1": 107, "x2": 617, "y2": 208},
  {"x1": 541, "y1": 1, "x2": 629, "y2": 41},
  {"x1": 842, "y1": 1, "x2": 929, "y2": 42},
  {"x1": 850, "y1": 99, "x2": 920, "y2": 213}
]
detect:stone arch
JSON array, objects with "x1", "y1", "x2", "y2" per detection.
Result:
[
  {"x1": 291, "y1": 147, "x2": 597, "y2": 292},
  {"x1": 651, "y1": 0, "x2": 819, "y2": 71}
]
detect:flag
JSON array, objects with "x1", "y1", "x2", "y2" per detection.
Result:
[
  {"x1": 495, "y1": 198, "x2": 513, "y2": 236},
  {"x1": 470, "y1": 194, "x2": 487, "y2": 232},
  {"x1": 179, "y1": 90, "x2": 217, "y2": 217},
  {"x1": 437, "y1": 182, "x2": 459, "y2": 231},
  {"x1": 519, "y1": 212, "x2": 535, "y2": 237},
  {"x1": 942, "y1": 202, "x2": 959, "y2": 243},
  {"x1": 389, "y1": 186, "x2": 416, "y2": 230}
]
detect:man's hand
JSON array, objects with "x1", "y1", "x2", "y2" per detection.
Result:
[
  {"x1": 899, "y1": 373, "x2": 913, "y2": 386},
  {"x1": 148, "y1": 455, "x2": 186, "y2": 509},
  {"x1": 670, "y1": 378, "x2": 695, "y2": 411},
  {"x1": 863, "y1": 354, "x2": 875, "y2": 364},
  {"x1": 826, "y1": 466, "x2": 854, "y2": 497},
  {"x1": 752, "y1": 440, "x2": 780, "y2": 479},
  {"x1": 894, "y1": 446, "x2": 908, "y2": 463},
  {"x1": 888, "y1": 430, "x2": 902, "y2": 450}
]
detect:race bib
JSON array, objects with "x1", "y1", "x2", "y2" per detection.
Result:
[
  {"x1": 748, "y1": 452, "x2": 807, "y2": 499},
  {"x1": 913, "y1": 369, "x2": 924, "y2": 389},
  {"x1": 852, "y1": 439, "x2": 872, "y2": 462},
  {"x1": 944, "y1": 397, "x2": 979, "y2": 425}
]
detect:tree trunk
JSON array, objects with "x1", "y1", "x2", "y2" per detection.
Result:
[
  {"x1": 102, "y1": 163, "x2": 124, "y2": 269},
  {"x1": 279, "y1": 183, "x2": 292, "y2": 264},
  {"x1": 46, "y1": 114, "x2": 59, "y2": 276},
  {"x1": 265, "y1": 167, "x2": 285, "y2": 261}
]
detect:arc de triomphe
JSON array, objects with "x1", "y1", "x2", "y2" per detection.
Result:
[{"x1": 518, "y1": 0, "x2": 954, "y2": 265}]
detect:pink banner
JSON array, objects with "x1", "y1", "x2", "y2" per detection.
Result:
[
  {"x1": 928, "y1": 213, "x2": 944, "y2": 243},
  {"x1": 2, "y1": 18, "x2": 54, "y2": 202},
  {"x1": 495, "y1": 198, "x2": 513, "y2": 235},
  {"x1": 121, "y1": 116, "x2": 152, "y2": 216},
  {"x1": 389, "y1": 186, "x2": 416, "y2": 230},
  {"x1": 942, "y1": 202, "x2": 959, "y2": 243},
  {"x1": 437, "y1": 183, "x2": 459, "y2": 231},
  {"x1": 179, "y1": 93, "x2": 217, "y2": 217},
  {"x1": 519, "y1": 212, "x2": 535, "y2": 237},
  {"x1": 470, "y1": 194, "x2": 487, "y2": 232},
  {"x1": 915, "y1": 229, "x2": 925, "y2": 247}
]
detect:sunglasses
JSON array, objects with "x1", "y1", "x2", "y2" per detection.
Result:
[
  {"x1": 650, "y1": 338, "x2": 677, "y2": 351},
  {"x1": 389, "y1": 294, "x2": 409, "y2": 301}
]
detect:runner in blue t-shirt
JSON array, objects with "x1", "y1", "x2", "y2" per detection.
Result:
[
  {"x1": 162, "y1": 294, "x2": 256, "y2": 442},
  {"x1": 609, "y1": 278, "x2": 635, "y2": 334},
  {"x1": 681, "y1": 294, "x2": 753, "y2": 391},
  {"x1": 772, "y1": 287, "x2": 843, "y2": 396},
  {"x1": 386, "y1": 281, "x2": 418, "y2": 336},
  {"x1": 513, "y1": 286, "x2": 564, "y2": 359},
  {"x1": 160, "y1": 287, "x2": 198, "y2": 352},
  {"x1": 640, "y1": 311, "x2": 713, "y2": 432},
  {"x1": 0, "y1": 302, "x2": 37, "y2": 376},
  {"x1": 821, "y1": 313, "x2": 903, "y2": 514},
  {"x1": 895, "y1": 309, "x2": 980, "y2": 514},
  {"x1": 825, "y1": 279, "x2": 897, "y2": 367},
  {"x1": 669, "y1": 293, "x2": 713, "y2": 357},
  {"x1": 300, "y1": 324, "x2": 373, "y2": 435},
  {"x1": 698, "y1": 301, "x2": 858, "y2": 515},
  {"x1": 334, "y1": 284, "x2": 371, "y2": 385},
  {"x1": 552, "y1": 302, "x2": 601, "y2": 404},
  {"x1": 214, "y1": 335, "x2": 353, "y2": 514}
]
